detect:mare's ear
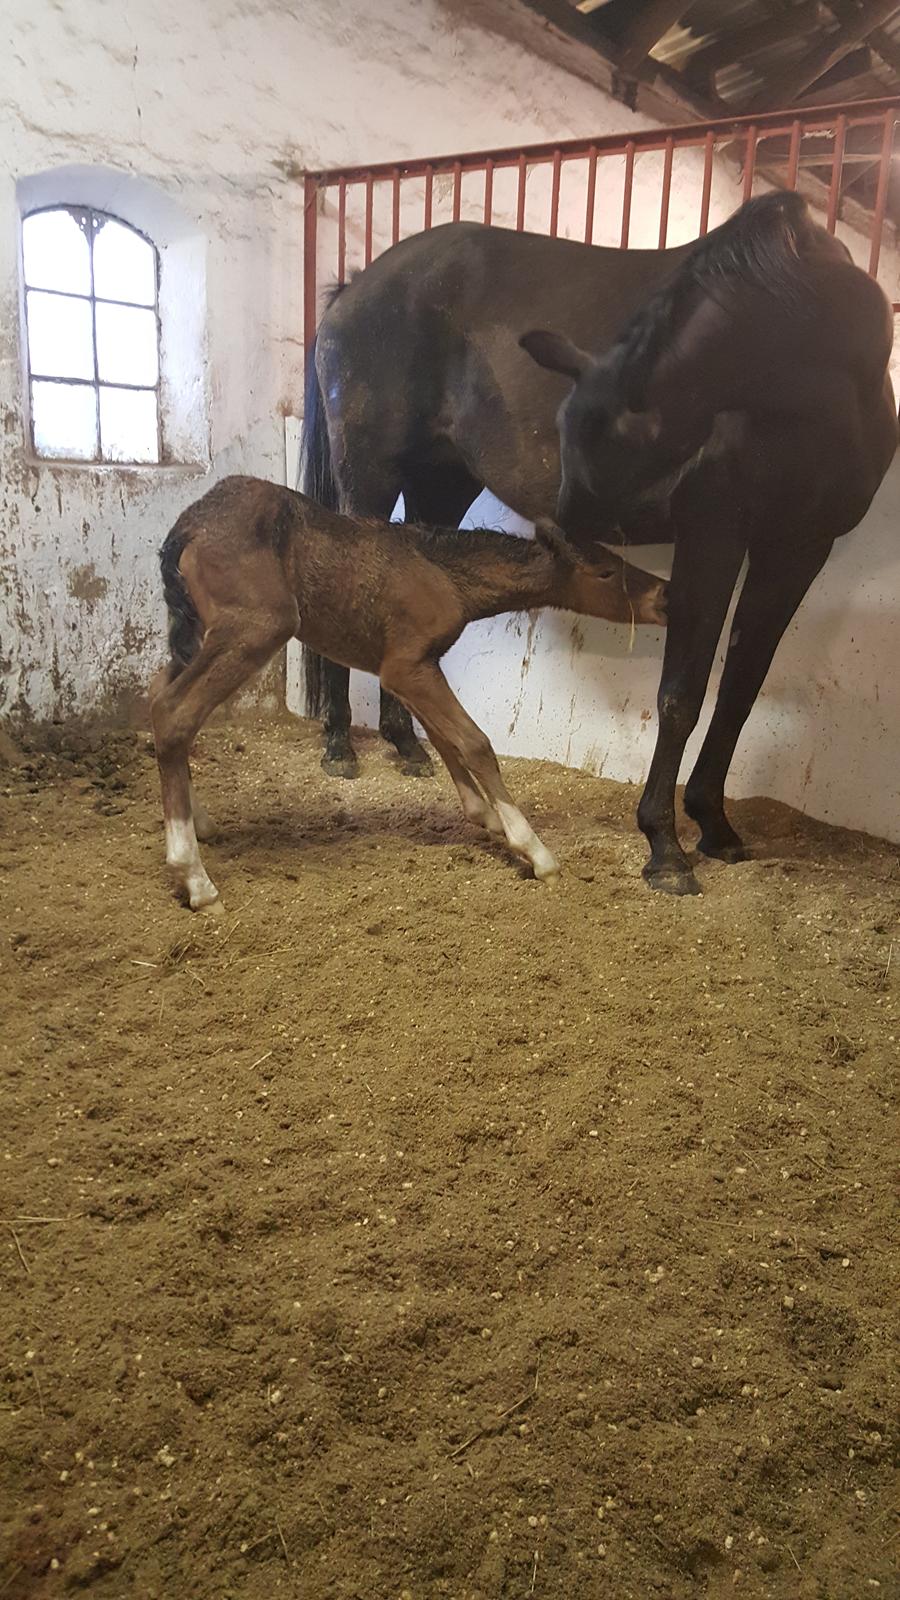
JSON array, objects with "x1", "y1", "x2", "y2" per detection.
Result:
[
  {"x1": 519, "y1": 329, "x2": 593, "y2": 382},
  {"x1": 533, "y1": 517, "x2": 575, "y2": 561}
]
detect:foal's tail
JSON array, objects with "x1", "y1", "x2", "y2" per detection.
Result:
[
  {"x1": 159, "y1": 520, "x2": 202, "y2": 680},
  {"x1": 299, "y1": 284, "x2": 344, "y2": 719}
]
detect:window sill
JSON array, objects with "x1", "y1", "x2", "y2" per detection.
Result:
[{"x1": 26, "y1": 455, "x2": 211, "y2": 476}]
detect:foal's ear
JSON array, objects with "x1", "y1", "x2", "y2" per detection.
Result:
[
  {"x1": 519, "y1": 329, "x2": 593, "y2": 382},
  {"x1": 534, "y1": 517, "x2": 574, "y2": 561}
]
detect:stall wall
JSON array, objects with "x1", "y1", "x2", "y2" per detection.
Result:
[{"x1": 0, "y1": 0, "x2": 666, "y2": 724}]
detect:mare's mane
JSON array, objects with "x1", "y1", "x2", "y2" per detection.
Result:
[{"x1": 612, "y1": 190, "x2": 811, "y2": 404}]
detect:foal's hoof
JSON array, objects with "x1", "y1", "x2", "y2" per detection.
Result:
[
  {"x1": 321, "y1": 753, "x2": 359, "y2": 780},
  {"x1": 643, "y1": 864, "x2": 702, "y2": 897},
  {"x1": 194, "y1": 895, "x2": 224, "y2": 917}
]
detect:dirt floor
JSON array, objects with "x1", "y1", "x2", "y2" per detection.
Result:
[{"x1": 1, "y1": 718, "x2": 898, "y2": 1600}]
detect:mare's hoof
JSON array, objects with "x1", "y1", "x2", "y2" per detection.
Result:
[
  {"x1": 643, "y1": 864, "x2": 702, "y2": 897},
  {"x1": 322, "y1": 753, "x2": 359, "y2": 780},
  {"x1": 698, "y1": 838, "x2": 752, "y2": 864}
]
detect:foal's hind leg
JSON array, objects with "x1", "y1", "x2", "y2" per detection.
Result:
[
  {"x1": 151, "y1": 611, "x2": 296, "y2": 909},
  {"x1": 324, "y1": 446, "x2": 402, "y2": 778},
  {"x1": 683, "y1": 538, "x2": 832, "y2": 861},
  {"x1": 382, "y1": 463, "x2": 483, "y2": 777},
  {"x1": 383, "y1": 659, "x2": 559, "y2": 882}
]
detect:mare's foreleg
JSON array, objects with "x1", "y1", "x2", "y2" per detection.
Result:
[
  {"x1": 683, "y1": 538, "x2": 832, "y2": 860},
  {"x1": 637, "y1": 491, "x2": 746, "y2": 895}
]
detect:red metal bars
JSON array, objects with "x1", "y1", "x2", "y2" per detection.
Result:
[
  {"x1": 698, "y1": 129, "x2": 714, "y2": 235},
  {"x1": 364, "y1": 174, "x2": 374, "y2": 266},
  {"x1": 584, "y1": 145, "x2": 598, "y2": 243},
  {"x1": 302, "y1": 95, "x2": 900, "y2": 373},
  {"x1": 307, "y1": 93, "x2": 900, "y2": 187},
  {"x1": 742, "y1": 124, "x2": 758, "y2": 202},
  {"x1": 658, "y1": 136, "x2": 674, "y2": 247},
  {"x1": 483, "y1": 158, "x2": 494, "y2": 225},
  {"x1": 549, "y1": 148, "x2": 562, "y2": 237},
  {"x1": 620, "y1": 142, "x2": 635, "y2": 247},
  {"x1": 826, "y1": 114, "x2": 847, "y2": 233},
  {"x1": 337, "y1": 177, "x2": 346, "y2": 284},
  {"x1": 516, "y1": 153, "x2": 527, "y2": 230},
  {"x1": 786, "y1": 119, "x2": 802, "y2": 189},
  {"x1": 868, "y1": 108, "x2": 896, "y2": 276}
]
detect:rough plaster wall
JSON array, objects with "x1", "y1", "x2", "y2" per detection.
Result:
[{"x1": 3, "y1": 0, "x2": 661, "y2": 724}]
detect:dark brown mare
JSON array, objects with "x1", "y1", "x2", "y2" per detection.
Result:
[{"x1": 301, "y1": 191, "x2": 897, "y2": 894}]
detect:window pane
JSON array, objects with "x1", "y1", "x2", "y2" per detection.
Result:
[
  {"x1": 32, "y1": 381, "x2": 98, "y2": 460},
  {"x1": 92, "y1": 217, "x2": 156, "y2": 305},
  {"x1": 22, "y1": 209, "x2": 92, "y2": 295},
  {"x1": 95, "y1": 302, "x2": 159, "y2": 386},
  {"x1": 27, "y1": 289, "x2": 95, "y2": 380},
  {"x1": 99, "y1": 386, "x2": 159, "y2": 463}
]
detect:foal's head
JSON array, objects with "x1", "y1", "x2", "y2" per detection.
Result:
[{"x1": 534, "y1": 519, "x2": 668, "y2": 629}]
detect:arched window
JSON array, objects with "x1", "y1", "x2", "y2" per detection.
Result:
[{"x1": 22, "y1": 206, "x2": 161, "y2": 464}]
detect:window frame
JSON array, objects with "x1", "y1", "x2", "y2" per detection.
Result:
[{"x1": 22, "y1": 204, "x2": 163, "y2": 466}]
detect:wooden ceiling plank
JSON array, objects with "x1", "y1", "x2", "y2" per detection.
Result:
[
  {"x1": 747, "y1": 0, "x2": 900, "y2": 111},
  {"x1": 823, "y1": 2, "x2": 900, "y2": 77},
  {"x1": 619, "y1": 0, "x2": 693, "y2": 74},
  {"x1": 683, "y1": 2, "x2": 819, "y2": 88}
]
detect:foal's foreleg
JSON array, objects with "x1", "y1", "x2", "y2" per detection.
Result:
[{"x1": 383, "y1": 661, "x2": 559, "y2": 882}]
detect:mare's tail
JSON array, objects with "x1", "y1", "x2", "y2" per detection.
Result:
[
  {"x1": 159, "y1": 519, "x2": 202, "y2": 680},
  {"x1": 299, "y1": 285, "x2": 344, "y2": 719}
]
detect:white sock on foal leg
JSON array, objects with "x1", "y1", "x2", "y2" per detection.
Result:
[
  {"x1": 495, "y1": 800, "x2": 560, "y2": 883},
  {"x1": 190, "y1": 782, "x2": 215, "y2": 842},
  {"x1": 165, "y1": 815, "x2": 222, "y2": 912}
]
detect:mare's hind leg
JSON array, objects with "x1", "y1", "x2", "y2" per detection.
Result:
[
  {"x1": 382, "y1": 462, "x2": 483, "y2": 777},
  {"x1": 683, "y1": 537, "x2": 832, "y2": 861},
  {"x1": 319, "y1": 660, "x2": 357, "y2": 779}
]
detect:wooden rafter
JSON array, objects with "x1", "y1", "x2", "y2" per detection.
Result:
[
  {"x1": 746, "y1": 0, "x2": 900, "y2": 110},
  {"x1": 824, "y1": 1, "x2": 900, "y2": 75},
  {"x1": 682, "y1": 3, "x2": 820, "y2": 91},
  {"x1": 619, "y1": 0, "x2": 693, "y2": 74}
]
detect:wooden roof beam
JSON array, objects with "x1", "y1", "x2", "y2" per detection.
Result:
[
  {"x1": 746, "y1": 0, "x2": 900, "y2": 111},
  {"x1": 682, "y1": 3, "x2": 820, "y2": 90},
  {"x1": 619, "y1": 0, "x2": 692, "y2": 74}
]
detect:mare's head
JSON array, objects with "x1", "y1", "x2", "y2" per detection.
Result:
[{"x1": 520, "y1": 328, "x2": 708, "y2": 546}]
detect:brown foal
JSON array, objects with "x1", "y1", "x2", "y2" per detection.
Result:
[{"x1": 149, "y1": 476, "x2": 668, "y2": 910}]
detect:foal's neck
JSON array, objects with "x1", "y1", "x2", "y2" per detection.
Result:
[{"x1": 455, "y1": 536, "x2": 561, "y2": 621}]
